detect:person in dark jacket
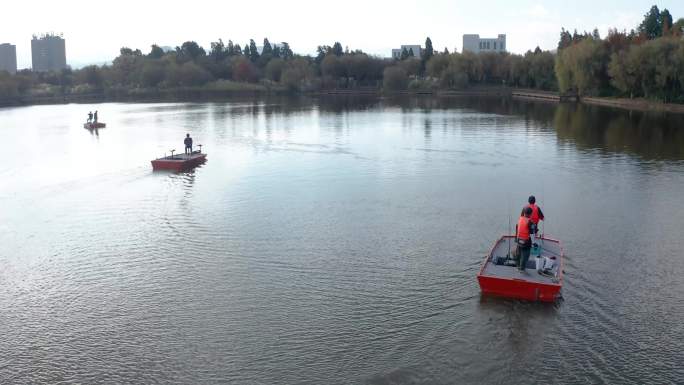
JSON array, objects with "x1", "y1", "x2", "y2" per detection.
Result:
[
  {"x1": 87, "y1": 111, "x2": 93, "y2": 123},
  {"x1": 184, "y1": 134, "x2": 193, "y2": 154}
]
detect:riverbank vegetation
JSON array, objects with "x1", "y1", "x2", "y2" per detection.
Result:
[
  {"x1": 556, "y1": 5, "x2": 684, "y2": 103},
  {"x1": 0, "y1": 4, "x2": 682, "y2": 105}
]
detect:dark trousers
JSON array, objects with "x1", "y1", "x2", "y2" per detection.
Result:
[
  {"x1": 185, "y1": 145, "x2": 192, "y2": 154},
  {"x1": 517, "y1": 240, "x2": 531, "y2": 271}
]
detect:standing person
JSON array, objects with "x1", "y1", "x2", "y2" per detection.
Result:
[
  {"x1": 521, "y1": 195, "x2": 545, "y2": 241},
  {"x1": 87, "y1": 111, "x2": 93, "y2": 123},
  {"x1": 184, "y1": 133, "x2": 193, "y2": 155},
  {"x1": 516, "y1": 207, "x2": 534, "y2": 273},
  {"x1": 93, "y1": 110, "x2": 99, "y2": 123}
]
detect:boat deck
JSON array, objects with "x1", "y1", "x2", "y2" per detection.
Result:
[
  {"x1": 154, "y1": 152, "x2": 205, "y2": 162},
  {"x1": 480, "y1": 236, "x2": 563, "y2": 284}
]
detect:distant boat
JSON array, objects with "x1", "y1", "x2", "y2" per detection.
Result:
[
  {"x1": 151, "y1": 147, "x2": 207, "y2": 171},
  {"x1": 84, "y1": 122, "x2": 106, "y2": 129},
  {"x1": 477, "y1": 235, "x2": 564, "y2": 302}
]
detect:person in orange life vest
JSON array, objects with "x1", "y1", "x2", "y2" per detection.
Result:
[
  {"x1": 516, "y1": 207, "x2": 534, "y2": 272},
  {"x1": 521, "y1": 195, "x2": 545, "y2": 238}
]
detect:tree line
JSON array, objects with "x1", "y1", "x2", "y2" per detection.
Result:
[
  {"x1": 1, "y1": 4, "x2": 682, "y2": 104},
  {"x1": 555, "y1": 5, "x2": 684, "y2": 102}
]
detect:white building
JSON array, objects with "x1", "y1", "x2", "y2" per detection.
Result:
[
  {"x1": 0, "y1": 43, "x2": 17, "y2": 74},
  {"x1": 391, "y1": 45, "x2": 422, "y2": 59},
  {"x1": 462, "y1": 34, "x2": 506, "y2": 53}
]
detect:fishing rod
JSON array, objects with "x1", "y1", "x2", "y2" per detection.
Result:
[{"x1": 507, "y1": 193, "x2": 511, "y2": 258}]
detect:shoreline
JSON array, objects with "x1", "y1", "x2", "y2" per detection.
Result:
[{"x1": 3, "y1": 87, "x2": 684, "y2": 114}]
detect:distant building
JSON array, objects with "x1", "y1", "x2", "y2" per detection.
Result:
[
  {"x1": 462, "y1": 34, "x2": 506, "y2": 53},
  {"x1": 391, "y1": 45, "x2": 422, "y2": 59},
  {"x1": 0, "y1": 43, "x2": 17, "y2": 74},
  {"x1": 31, "y1": 33, "x2": 67, "y2": 72},
  {"x1": 257, "y1": 43, "x2": 284, "y2": 55}
]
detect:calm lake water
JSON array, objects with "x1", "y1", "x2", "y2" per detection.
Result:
[{"x1": 1, "y1": 96, "x2": 684, "y2": 384}]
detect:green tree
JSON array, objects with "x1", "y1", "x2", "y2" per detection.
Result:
[
  {"x1": 399, "y1": 58, "x2": 421, "y2": 77},
  {"x1": 265, "y1": 58, "x2": 285, "y2": 81},
  {"x1": 426, "y1": 54, "x2": 450, "y2": 78},
  {"x1": 148, "y1": 44, "x2": 164, "y2": 59},
  {"x1": 166, "y1": 61, "x2": 212, "y2": 87},
  {"x1": 141, "y1": 61, "x2": 166, "y2": 87},
  {"x1": 674, "y1": 18, "x2": 684, "y2": 36},
  {"x1": 210, "y1": 39, "x2": 226, "y2": 61},
  {"x1": 315, "y1": 45, "x2": 331, "y2": 64},
  {"x1": 661, "y1": 9, "x2": 673, "y2": 35},
  {"x1": 262, "y1": 38, "x2": 273, "y2": 56},
  {"x1": 120, "y1": 47, "x2": 142, "y2": 56},
  {"x1": 555, "y1": 38, "x2": 608, "y2": 95},
  {"x1": 383, "y1": 66, "x2": 408, "y2": 91},
  {"x1": 78, "y1": 65, "x2": 105, "y2": 88},
  {"x1": 608, "y1": 50, "x2": 639, "y2": 98},
  {"x1": 249, "y1": 39, "x2": 260, "y2": 62},
  {"x1": 558, "y1": 28, "x2": 573, "y2": 49},
  {"x1": 280, "y1": 42, "x2": 294, "y2": 59},
  {"x1": 321, "y1": 54, "x2": 345, "y2": 79},
  {"x1": 232, "y1": 56, "x2": 257, "y2": 82},
  {"x1": 281, "y1": 58, "x2": 315, "y2": 91},
  {"x1": 638, "y1": 5, "x2": 661, "y2": 39},
  {"x1": 332, "y1": 42, "x2": 344, "y2": 56},
  {"x1": 176, "y1": 41, "x2": 206, "y2": 61},
  {"x1": 423, "y1": 37, "x2": 434, "y2": 61}
]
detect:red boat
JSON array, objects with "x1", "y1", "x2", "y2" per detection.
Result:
[
  {"x1": 84, "y1": 122, "x2": 106, "y2": 129},
  {"x1": 151, "y1": 149, "x2": 207, "y2": 171},
  {"x1": 477, "y1": 235, "x2": 564, "y2": 302}
]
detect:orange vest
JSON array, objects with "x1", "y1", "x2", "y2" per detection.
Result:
[
  {"x1": 517, "y1": 216, "x2": 530, "y2": 240},
  {"x1": 527, "y1": 203, "x2": 540, "y2": 224}
]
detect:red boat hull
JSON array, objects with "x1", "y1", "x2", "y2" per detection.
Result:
[
  {"x1": 84, "y1": 122, "x2": 106, "y2": 129},
  {"x1": 477, "y1": 235, "x2": 563, "y2": 302},
  {"x1": 477, "y1": 275, "x2": 561, "y2": 302},
  {"x1": 151, "y1": 153, "x2": 207, "y2": 171}
]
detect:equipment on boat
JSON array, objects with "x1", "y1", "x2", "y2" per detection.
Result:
[
  {"x1": 477, "y1": 235, "x2": 564, "y2": 302},
  {"x1": 151, "y1": 145, "x2": 207, "y2": 171}
]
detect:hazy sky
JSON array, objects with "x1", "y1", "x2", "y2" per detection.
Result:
[{"x1": 2, "y1": 0, "x2": 682, "y2": 69}]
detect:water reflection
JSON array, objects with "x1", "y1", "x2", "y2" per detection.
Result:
[
  {"x1": 554, "y1": 103, "x2": 684, "y2": 161},
  {"x1": 308, "y1": 95, "x2": 684, "y2": 162}
]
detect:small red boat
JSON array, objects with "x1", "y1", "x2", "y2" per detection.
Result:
[
  {"x1": 477, "y1": 235, "x2": 564, "y2": 302},
  {"x1": 151, "y1": 148, "x2": 207, "y2": 171},
  {"x1": 84, "y1": 122, "x2": 106, "y2": 129}
]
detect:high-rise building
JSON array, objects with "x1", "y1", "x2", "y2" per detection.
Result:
[
  {"x1": 462, "y1": 34, "x2": 506, "y2": 54},
  {"x1": 0, "y1": 43, "x2": 17, "y2": 74},
  {"x1": 31, "y1": 33, "x2": 67, "y2": 72}
]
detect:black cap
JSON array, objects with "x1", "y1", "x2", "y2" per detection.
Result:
[
  {"x1": 524, "y1": 207, "x2": 533, "y2": 216},
  {"x1": 528, "y1": 195, "x2": 536, "y2": 204}
]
